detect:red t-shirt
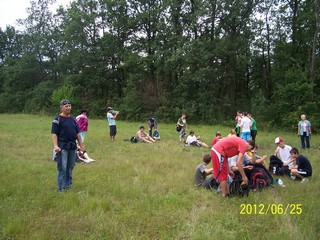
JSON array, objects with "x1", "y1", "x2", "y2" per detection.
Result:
[
  {"x1": 211, "y1": 136, "x2": 220, "y2": 146},
  {"x1": 212, "y1": 137, "x2": 247, "y2": 158}
]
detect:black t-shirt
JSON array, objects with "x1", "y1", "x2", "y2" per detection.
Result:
[{"x1": 296, "y1": 155, "x2": 312, "y2": 175}]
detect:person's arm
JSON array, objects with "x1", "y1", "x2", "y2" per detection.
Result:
[
  {"x1": 52, "y1": 133, "x2": 61, "y2": 153},
  {"x1": 237, "y1": 153, "x2": 247, "y2": 184},
  {"x1": 77, "y1": 133, "x2": 84, "y2": 151},
  {"x1": 113, "y1": 112, "x2": 119, "y2": 120},
  {"x1": 298, "y1": 123, "x2": 300, "y2": 136},
  {"x1": 308, "y1": 122, "x2": 312, "y2": 135},
  {"x1": 204, "y1": 168, "x2": 213, "y2": 175}
]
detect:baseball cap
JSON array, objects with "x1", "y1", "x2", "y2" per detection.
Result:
[
  {"x1": 274, "y1": 137, "x2": 283, "y2": 144},
  {"x1": 60, "y1": 99, "x2": 71, "y2": 106},
  {"x1": 107, "y1": 107, "x2": 113, "y2": 111}
]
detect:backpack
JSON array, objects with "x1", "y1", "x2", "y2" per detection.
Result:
[
  {"x1": 130, "y1": 136, "x2": 138, "y2": 143},
  {"x1": 153, "y1": 130, "x2": 160, "y2": 140},
  {"x1": 176, "y1": 125, "x2": 182, "y2": 132},
  {"x1": 229, "y1": 173, "x2": 249, "y2": 197},
  {"x1": 250, "y1": 171, "x2": 267, "y2": 190}
]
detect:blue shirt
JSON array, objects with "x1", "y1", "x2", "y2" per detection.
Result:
[{"x1": 51, "y1": 115, "x2": 79, "y2": 148}]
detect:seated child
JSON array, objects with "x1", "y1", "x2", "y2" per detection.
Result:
[
  {"x1": 194, "y1": 154, "x2": 216, "y2": 189},
  {"x1": 76, "y1": 144, "x2": 95, "y2": 163},
  {"x1": 186, "y1": 130, "x2": 208, "y2": 148},
  {"x1": 211, "y1": 132, "x2": 223, "y2": 146},
  {"x1": 289, "y1": 147, "x2": 312, "y2": 183},
  {"x1": 228, "y1": 129, "x2": 236, "y2": 137},
  {"x1": 136, "y1": 126, "x2": 156, "y2": 143}
]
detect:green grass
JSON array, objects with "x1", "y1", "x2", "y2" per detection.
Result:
[{"x1": 0, "y1": 114, "x2": 319, "y2": 239}]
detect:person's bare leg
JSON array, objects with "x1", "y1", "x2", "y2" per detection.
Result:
[{"x1": 220, "y1": 180, "x2": 229, "y2": 196}]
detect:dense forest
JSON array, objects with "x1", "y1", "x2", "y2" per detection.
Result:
[{"x1": 0, "y1": 0, "x2": 319, "y2": 128}]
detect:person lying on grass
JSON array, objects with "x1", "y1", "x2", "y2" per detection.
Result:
[
  {"x1": 76, "y1": 143, "x2": 95, "y2": 163},
  {"x1": 136, "y1": 126, "x2": 156, "y2": 143},
  {"x1": 289, "y1": 147, "x2": 312, "y2": 183},
  {"x1": 186, "y1": 130, "x2": 208, "y2": 148}
]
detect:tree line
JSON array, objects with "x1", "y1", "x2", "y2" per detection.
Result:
[{"x1": 0, "y1": 0, "x2": 319, "y2": 129}]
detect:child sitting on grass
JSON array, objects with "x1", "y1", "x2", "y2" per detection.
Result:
[
  {"x1": 194, "y1": 154, "x2": 216, "y2": 189},
  {"x1": 289, "y1": 147, "x2": 312, "y2": 183}
]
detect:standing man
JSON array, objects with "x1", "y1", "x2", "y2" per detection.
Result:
[
  {"x1": 248, "y1": 113, "x2": 257, "y2": 141},
  {"x1": 147, "y1": 117, "x2": 157, "y2": 137},
  {"x1": 51, "y1": 99, "x2": 84, "y2": 192},
  {"x1": 240, "y1": 112, "x2": 252, "y2": 141},
  {"x1": 106, "y1": 107, "x2": 119, "y2": 141},
  {"x1": 298, "y1": 114, "x2": 311, "y2": 149},
  {"x1": 76, "y1": 109, "x2": 88, "y2": 143},
  {"x1": 177, "y1": 113, "x2": 187, "y2": 142},
  {"x1": 211, "y1": 137, "x2": 255, "y2": 196}
]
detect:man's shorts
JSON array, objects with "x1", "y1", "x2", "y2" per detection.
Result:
[
  {"x1": 109, "y1": 125, "x2": 117, "y2": 136},
  {"x1": 297, "y1": 169, "x2": 312, "y2": 177},
  {"x1": 211, "y1": 148, "x2": 228, "y2": 181}
]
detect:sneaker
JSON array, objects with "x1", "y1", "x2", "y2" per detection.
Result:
[
  {"x1": 290, "y1": 174, "x2": 296, "y2": 180},
  {"x1": 301, "y1": 178, "x2": 309, "y2": 183}
]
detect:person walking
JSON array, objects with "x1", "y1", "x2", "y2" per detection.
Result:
[
  {"x1": 298, "y1": 114, "x2": 311, "y2": 149},
  {"x1": 51, "y1": 99, "x2": 84, "y2": 192}
]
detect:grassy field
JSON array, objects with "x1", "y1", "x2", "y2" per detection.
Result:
[{"x1": 0, "y1": 114, "x2": 319, "y2": 240}]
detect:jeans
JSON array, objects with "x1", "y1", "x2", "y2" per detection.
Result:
[
  {"x1": 300, "y1": 132, "x2": 310, "y2": 149},
  {"x1": 149, "y1": 123, "x2": 154, "y2": 137},
  {"x1": 80, "y1": 131, "x2": 86, "y2": 143},
  {"x1": 57, "y1": 149, "x2": 76, "y2": 190}
]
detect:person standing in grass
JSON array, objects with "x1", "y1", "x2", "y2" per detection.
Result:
[
  {"x1": 106, "y1": 107, "x2": 119, "y2": 141},
  {"x1": 289, "y1": 147, "x2": 312, "y2": 183},
  {"x1": 211, "y1": 137, "x2": 255, "y2": 196},
  {"x1": 240, "y1": 112, "x2": 252, "y2": 141},
  {"x1": 235, "y1": 111, "x2": 242, "y2": 137},
  {"x1": 147, "y1": 117, "x2": 157, "y2": 137},
  {"x1": 248, "y1": 113, "x2": 257, "y2": 142},
  {"x1": 298, "y1": 114, "x2": 312, "y2": 149},
  {"x1": 177, "y1": 113, "x2": 187, "y2": 142},
  {"x1": 51, "y1": 99, "x2": 84, "y2": 192},
  {"x1": 76, "y1": 109, "x2": 88, "y2": 143}
]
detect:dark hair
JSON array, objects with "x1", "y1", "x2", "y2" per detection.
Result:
[
  {"x1": 290, "y1": 147, "x2": 299, "y2": 155},
  {"x1": 216, "y1": 132, "x2": 221, "y2": 137},
  {"x1": 80, "y1": 109, "x2": 87, "y2": 114},
  {"x1": 247, "y1": 140, "x2": 255, "y2": 149},
  {"x1": 243, "y1": 112, "x2": 248, "y2": 116},
  {"x1": 190, "y1": 130, "x2": 194, "y2": 135},
  {"x1": 203, "y1": 154, "x2": 211, "y2": 164}
]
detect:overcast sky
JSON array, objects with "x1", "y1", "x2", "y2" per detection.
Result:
[{"x1": 0, "y1": 0, "x2": 69, "y2": 30}]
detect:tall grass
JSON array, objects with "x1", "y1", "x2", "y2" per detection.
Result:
[{"x1": 0, "y1": 114, "x2": 319, "y2": 239}]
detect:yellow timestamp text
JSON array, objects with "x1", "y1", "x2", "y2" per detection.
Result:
[{"x1": 240, "y1": 204, "x2": 302, "y2": 215}]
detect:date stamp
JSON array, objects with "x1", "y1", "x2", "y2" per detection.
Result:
[{"x1": 240, "y1": 204, "x2": 302, "y2": 215}]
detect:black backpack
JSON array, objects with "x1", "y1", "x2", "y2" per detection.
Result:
[
  {"x1": 250, "y1": 164, "x2": 273, "y2": 190},
  {"x1": 229, "y1": 172, "x2": 249, "y2": 197},
  {"x1": 130, "y1": 136, "x2": 138, "y2": 143}
]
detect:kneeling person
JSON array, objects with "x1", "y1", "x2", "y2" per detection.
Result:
[
  {"x1": 289, "y1": 147, "x2": 312, "y2": 183},
  {"x1": 136, "y1": 126, "x2": 156, "y2": 143}
]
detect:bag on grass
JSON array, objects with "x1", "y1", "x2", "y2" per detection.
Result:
[
  {"x1": 229, "y1": 172, "x2": 249, "y2": 197},
  {"x1": 130, "y1": 136, "x2": 138, "y2": 143}
]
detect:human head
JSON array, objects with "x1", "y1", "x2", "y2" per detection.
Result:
[
  {"x1": 247, "y1": 140, "x2": 255, "y2": 151},
  {"x1": 182, "y1": 113, "x2": 186, "y2": 118},
  {"x1": 80, "y1": 109, "x2": 87, "y2": 115},
  {"x1": 216, "y1": 132, "x2": 221, "y2": 137},
  {"x1": 230, "y1": 129, "x2": 235, "y2": 134},
  {"x1": 274, "y1": 137, "x2": 285, "y2": 148},
  {"x1": 107, "y1": 107, "x2": 113, "y2": 112},
  {"x1": 203, "y1": 154, "x2": 211, "y2": 164},
  {"x1": 190, "y1": 130, "x2": 195, "y2": 135},
  {"x1": 301, "y1": 114, "x2": 306, "y2": 121},
  {"x1": 140, "y1": 125, "x2": 145, "y2": 131},
  {"x1": 60, "y1": 99, "x2": 72, "y2": 114},
  {"x1": 248, "y1": 113, "x2": 252, "y2": 119},
  {"x1": 290, "y1": 147, "x2": 299, "y2": 155},
  {"x1": 237, "y1": 110, "x2": 242, "y2": 116},
  {"x1": 243, "y1": 112, "x2": 248, "y2": 116}
]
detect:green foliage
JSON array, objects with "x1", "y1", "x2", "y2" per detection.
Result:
[{"x1": 51, "y1": 85, "x2": 80, "y2": 111}]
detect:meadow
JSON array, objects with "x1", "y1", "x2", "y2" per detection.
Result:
[{"x1": 0, "y1": 114, "x2": 319, "y2": 240}]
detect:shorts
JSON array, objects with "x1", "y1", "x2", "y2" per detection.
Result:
[
  {"x1": 297, "y1": 169, "x2": 312, "y2": 177},
  {"x1": 109, "y1": 125, "x2": 117, "y2": 136},
  {"x1": 241, "y1": 131, "x2": 251, "y2": 141},
  {"x1": 211, "y1": 148, "x2": 228, "y2": 181}
]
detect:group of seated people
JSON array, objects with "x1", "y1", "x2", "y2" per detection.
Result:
[{"x1": 194, "y1": 136, "x2": 313, "y2": 194}]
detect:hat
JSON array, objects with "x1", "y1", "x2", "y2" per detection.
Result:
[
  {"x1": 107, "y1": 107, "x2": 113, "y2": 111},
  {"x1": 140, "y1": 125, "x2": 145, "y2": 129},
  {"x1": 60, "y1": 99, "x2": 71, "y2": 106},
  {"x1": 274, "y1": 137, "x2": 283, "y2": 144}
]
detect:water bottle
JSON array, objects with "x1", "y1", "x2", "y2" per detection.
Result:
[{"x1": 277, "y1": 178, "x2": 285, "y2": 187}]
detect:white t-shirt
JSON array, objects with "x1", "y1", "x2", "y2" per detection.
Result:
[
  {"x1": 186, "y1": 135, "x2": 197, "y2": 145},
  {"x1": 276, "y1": 145, "x2": 293, "y2": 166},
  {"x1": 240, "y1": 116, "x2": 251, "y2": 133}
]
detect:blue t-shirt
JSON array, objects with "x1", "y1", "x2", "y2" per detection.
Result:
[{"x1": 51, "y1": 115, "x2": 79, "y2": 144}]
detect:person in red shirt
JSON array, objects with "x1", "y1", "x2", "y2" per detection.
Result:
[
  {"x1": 211, "y1": 137, "x2": 255, "y2": 196},
  {"x1": 211, "y1": 132, "x2": 223, "y2": 146}
]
